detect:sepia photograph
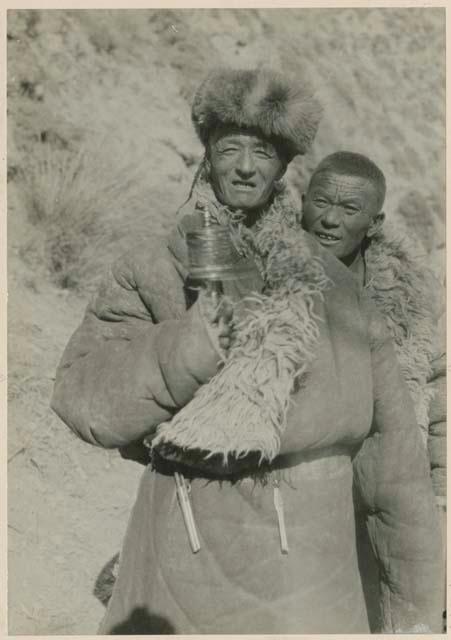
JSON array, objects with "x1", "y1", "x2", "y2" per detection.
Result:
[{"x1": 6, "y1": 5, "x2": 446, "y2": 635}]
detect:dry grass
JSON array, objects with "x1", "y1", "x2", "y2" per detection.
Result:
[
  {"x1": 10, "y1": 8, "x2": 445, "y2": 290},
  {"x1": 10, "y1": 9, "x2": 203, "y2": 291},
  {"x1": 21, "y1": 141, "x2": 152, "y2": 289}
]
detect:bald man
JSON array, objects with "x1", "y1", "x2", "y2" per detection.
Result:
[{"x1": 302, "y1": 151, "x2": 446, "y2": 630}]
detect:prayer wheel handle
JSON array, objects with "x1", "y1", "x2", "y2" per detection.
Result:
[{"x1": 205, "y1": 279, "x2": 223, "y2": 308}]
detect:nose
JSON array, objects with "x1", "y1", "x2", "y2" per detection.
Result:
[
  {"x1": 235, "y1": 149, "x2": 256, "y2": 178},
  {"x1": 321, "y1": 205, "x2": 341, "y2": 227}
]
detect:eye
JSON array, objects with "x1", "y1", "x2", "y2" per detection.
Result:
[
  {"x1": 255, "y1": 148, "x2": 273, "y2": 159},
  {"x1": 219, "y1": 146, "x2": 239, "y2": 155},
  {"x1": 312, "y1": 197, "x2": 328, "y2": 207},
  {"x1": 344, "y1": 204, "x2": 361, "y2": 215},
  {"x1": 216, "y1": 141, "x2": 239, "y2": 155}
]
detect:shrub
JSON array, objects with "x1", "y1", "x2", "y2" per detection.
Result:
[{"x1": 21, "y1": 141, "x2": 151, "y2": 290}]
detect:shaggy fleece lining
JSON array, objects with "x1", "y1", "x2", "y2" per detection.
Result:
[
  {"x1": 364, "y1": 222, "x2": 440, "y2": 438},
  {"x1": 152, "y1": 172, "x2": 441, "y2": 462},
  {"x1": 151, "y1": 178, "x2": 330, "y2": 464}
]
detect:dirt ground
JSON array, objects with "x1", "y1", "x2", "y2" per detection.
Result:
[{"x1": 7, "y1": 8, "x2": 445, "y2": 635}]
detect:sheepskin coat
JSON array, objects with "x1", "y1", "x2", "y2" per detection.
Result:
[
  {"x1": 347, "y1": 224, "x2": 447, "y2": 631},
  {"x1": 51, "y1": 189, "x2": 443, "y2": 634},
  {"x1": 363, "y1": 225, "x2": 446, "y2": 500}
]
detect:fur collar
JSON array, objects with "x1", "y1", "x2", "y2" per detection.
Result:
[
  {"x1": 153, "y1": 177, "x2": 330, "y2": 465},
  {"x1": 364, "y1": 221, "x2": 440, "y2": 434}
]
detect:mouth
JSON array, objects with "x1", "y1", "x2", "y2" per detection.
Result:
[
  {"x1": 232, "y1": 180, "x2": 256, "y2": 191},
  {"x1": 315, "y1": 231, "x2": 341, "y2": 244}
]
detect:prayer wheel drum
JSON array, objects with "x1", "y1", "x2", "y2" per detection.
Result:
[{"x1": 186, "y1": 202, "x2": 256, "y2": 291}]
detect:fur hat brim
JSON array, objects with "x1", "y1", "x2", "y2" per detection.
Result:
[{"x1": 191, "y1": 67, "x2": 323, "y2": 160}]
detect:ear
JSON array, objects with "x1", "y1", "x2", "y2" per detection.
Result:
[
  {"x1": 300, "y1": 192, "x2": 310, "y2": 215},
  {"x1": 367, "y1": 211, "x2": 385, "y2": 238},
  {"x1": 276, "y1": 162, "x2": 288, "y2": 181}
]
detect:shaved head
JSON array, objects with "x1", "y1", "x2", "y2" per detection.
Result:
[
  {"x1": 302, "y1": 152, "x2": 387, "y2": 265},
  {"x1": 309, "y1": 152, "x2": 386, "y2": 212}
]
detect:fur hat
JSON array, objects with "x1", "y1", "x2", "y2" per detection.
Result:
[{"x1": 191, "y1": 67, "x2": 323, "y2": 160}]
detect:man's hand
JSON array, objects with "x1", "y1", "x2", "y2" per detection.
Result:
[
  {"x1": 156, "y1": 293, "x2": 232, "y2": 407},
  {"x1": 198, "y1": 290, "x2": 235, "y2": 355}
]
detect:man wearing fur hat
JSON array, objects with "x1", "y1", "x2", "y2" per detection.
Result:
[
  {"x1": 301, "y1": 150, "x2": 446, "y2": 628},
  {"x1": 52, "y1": 69, "x2": 442, "y2": 634}
]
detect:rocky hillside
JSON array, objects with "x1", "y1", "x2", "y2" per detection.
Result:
[{"x1": 7, "y1": 8, "x2": 445, "y2": 634}]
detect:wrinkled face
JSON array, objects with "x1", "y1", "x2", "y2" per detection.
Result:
[
  {"x1": 302, "y1": 171, "x2": 384, "y2": 264},
  {"x1": 208, "y1": 128, "x2": 286, "y2": 212}
]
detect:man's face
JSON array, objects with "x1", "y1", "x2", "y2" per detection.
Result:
[
  {"x1": 208, "y1": 128, "x2": 286, "y2": 211},
  {"x1": 302, "y1": 171, "x2": 383, "y2": 264}
]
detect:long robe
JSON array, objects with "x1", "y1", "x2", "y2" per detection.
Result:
[{"x1": 52, "y1": 219, "x2": 443, "y2": 634}]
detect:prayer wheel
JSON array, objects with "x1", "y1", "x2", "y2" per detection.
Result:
[{"x1": 186, "y1": 201, "x2": 255, "y2": 301}]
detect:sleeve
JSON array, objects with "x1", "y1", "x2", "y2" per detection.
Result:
[
  {"x1": 51, "y1": 247, "x2": 221, "y2": 449},
  {"x1": 353, "y1": 305, "x2": 444, "y2": 633},
  {"x1": 427, "y1": 308, "x2": 446, "y2": 503}
]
